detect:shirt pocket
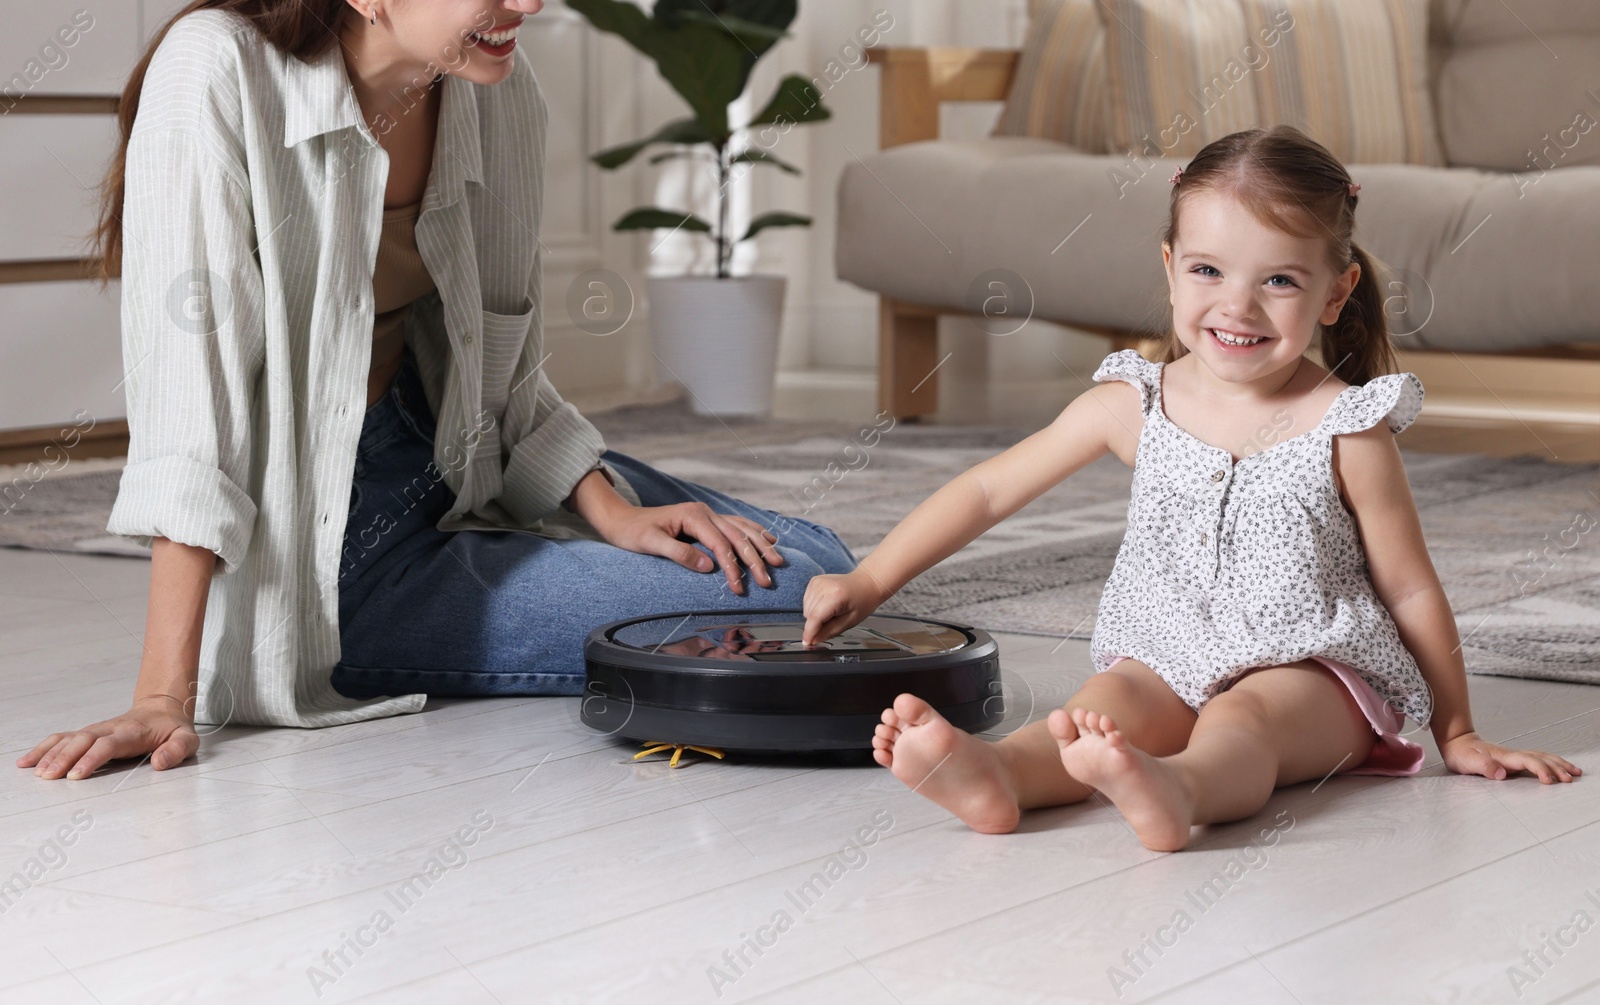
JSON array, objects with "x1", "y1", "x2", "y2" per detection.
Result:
[
  {"x1": 479, "y1": 296, "x2": 536, "y2": 421},
  {"x1": 481, "y1": 296, "x2": 536, "y2": 362}
]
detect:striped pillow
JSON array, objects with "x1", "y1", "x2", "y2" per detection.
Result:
[
  {"x1": 992, "y1": 0, "x2": 1109, "y2": 153},
  {"x1": 1097, "y1": 0, "x2": 1445, "y2": 166}
]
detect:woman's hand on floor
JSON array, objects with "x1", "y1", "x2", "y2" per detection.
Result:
[
  {"x1": 802, "y1": 570, "x2": 889, "y2": 647},
  {"x1": 16, "y1": 697, "x2": 200, "y2": 780},
  {"x1": 1441, "y1": 731, "x2": 1582, "y2": 784},
  {"x1": 595, "y1": 500, "x2": 783, "y2": 596}
]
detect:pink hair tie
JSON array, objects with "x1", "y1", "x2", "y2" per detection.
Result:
[
  {"x1": 1347, "y1": 181, "x2": 1362, "y2": 196},
  {"x1": 1170, "y1": 165, "x2": 1184, "y2": 185}
]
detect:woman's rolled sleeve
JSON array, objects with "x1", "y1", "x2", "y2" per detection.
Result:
[{"x1": 105, "y1": 127, "x2": 264, "y2": 577}]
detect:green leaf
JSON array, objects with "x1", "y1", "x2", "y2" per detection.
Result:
[
  {"x1": 566, "y1": 0, "x2": 655, "y2": 51},
  {"x1": 654, "y1": 0, "x2": 797, "y2": 37},
  {"x1": 613, "y1": 208, "x2": 714, "y2": 233},
  {"x1": 729, "y1": 149, "x2": 801, "y2": 175},
  {"x1": 647, "y1": 149, "x2": 713, "y2": 166},
  {"x1": 648, "y1": 22, "x2": 747, "y2": 137},
  {"x1": 739, "y1": 211, "x2": 811, "y2": 242},
  {"x1": 569, "y1": 0, "x2": 745, "y2": 138},
  {"x1": 674, "y1": 11, "x2": 789, "y2": 46},
  {"x1": 747, "y1": 74, "x2": 831, "y2": 128},
  {"x1": 591, "y1": 118, "x2": 714, "y2": 170}
]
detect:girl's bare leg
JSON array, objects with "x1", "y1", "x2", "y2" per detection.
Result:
[
  {"x1": 871, "y1": 659, "x2": 1197, "y2": 834},
  {"x1": 1058, "y1": 660, "x2": 1376, "y2": 851}
]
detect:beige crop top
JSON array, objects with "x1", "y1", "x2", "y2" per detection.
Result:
[{"x1": 369, "y1": 200, "x2": 437, "y2": 402}]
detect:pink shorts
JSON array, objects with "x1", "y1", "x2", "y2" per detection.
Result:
[{"x1": 1104, "y1": 653, "x2": 1426, "y2": 776}]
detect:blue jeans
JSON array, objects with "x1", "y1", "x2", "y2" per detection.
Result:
[{"x1": 331, "y1": 345, "x2": 858, "y2": 699}]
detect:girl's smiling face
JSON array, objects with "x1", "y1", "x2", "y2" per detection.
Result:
[{"x1": 1162, "y1": 188, "x2": 1361, "y2": 384}]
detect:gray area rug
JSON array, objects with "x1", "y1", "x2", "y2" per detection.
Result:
[{"x1": 2, "y1": 402, "x2": 1596, "y2": 685}]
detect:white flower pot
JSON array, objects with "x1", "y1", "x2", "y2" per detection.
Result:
[{"x1": 648, "y1": 274, "x2": 786, "y2": 416}]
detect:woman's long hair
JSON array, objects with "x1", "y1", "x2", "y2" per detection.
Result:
[
  {"x1": 1153, "y1": 125, "x2": 1399, "y2": 387},
  {"x1": 86, "y1": 0, "x2": 350, "y2": 290}
]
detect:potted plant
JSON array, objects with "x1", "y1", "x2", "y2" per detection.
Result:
[{"x1": 568, "y1": 0, "x2": 830, "y2": 416}]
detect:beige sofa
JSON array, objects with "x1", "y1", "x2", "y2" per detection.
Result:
[{"x1": 837, "y1": 0, "x2": 1600, "y2": 420}]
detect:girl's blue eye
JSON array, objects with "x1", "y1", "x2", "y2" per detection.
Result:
[{"x1": 1188, "y1": 265, "x2": 1298, "y2": 288}]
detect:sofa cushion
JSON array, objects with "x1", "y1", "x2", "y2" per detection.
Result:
[
  {"x1": 992, "y1": 0, "x2": 1109, "y2": 154},
  {"x1": 835, "y1": 137, "x2": 1599, "y2": 351},
  {"x1": 1432, "y1": 0, "x2": 1600, "y2": 171},
  {"x1": 1096, "y1": 0, "x2": 1445, "y2": 167}
]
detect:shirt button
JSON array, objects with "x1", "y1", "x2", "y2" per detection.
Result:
[
  {"x1": 1201, "y1": 532, "x2": 1208, "y2": 545},
  {"x1": 465, "y1": 335, "x2": 474, "y2": 344},
  {"x1": 1211, "y1": 469, "x2": 1225, "y2": 482}
]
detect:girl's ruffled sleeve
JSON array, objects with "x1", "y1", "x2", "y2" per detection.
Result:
[
  {"x1": 1092, "y1": 349, "x2": 1160, "y2": 417},
  {"x1": 1323, "y1": 372, "x2": 1425, "y2": 436}
]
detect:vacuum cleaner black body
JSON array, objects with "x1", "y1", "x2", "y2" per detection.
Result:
[{"x1": 581, "y1": 609, "x2": 1003, "y2": 753}]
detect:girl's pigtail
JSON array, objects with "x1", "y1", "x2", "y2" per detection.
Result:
[{"x1": 1318, "y1": 242, "x2": 1399, "y2": 388}]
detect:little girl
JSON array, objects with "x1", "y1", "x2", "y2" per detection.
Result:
[{"x1": 800, "y1": 125, "x2": 1580, "y2": 851}]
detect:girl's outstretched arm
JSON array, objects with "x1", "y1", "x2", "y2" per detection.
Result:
[
  {"x1": 1335, "y1": 425, "x2": 1581, "y2": 783},
  {"x1": 800, "y1": 382, "x2": 1128, "y2": 645}
]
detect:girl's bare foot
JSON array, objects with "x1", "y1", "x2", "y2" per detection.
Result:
[
  {"x1": 873, "y1": 693, "x2": 1021, "y2": 834},
  {"x1": 1056, "y1": 707, "x2": 1195, "y2": 851}
]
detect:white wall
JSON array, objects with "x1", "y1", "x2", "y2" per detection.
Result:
[
  {"x1": 0, "y1": 0, "x2": 1030, "y2": 433},
  {"x1": 790, "y1": 0, "x2": 1026, "y2": 373}
]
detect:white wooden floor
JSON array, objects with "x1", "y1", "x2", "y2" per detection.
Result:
[{"x1": 3, "y1": 545, "x2": 1599, "y2": 1005}]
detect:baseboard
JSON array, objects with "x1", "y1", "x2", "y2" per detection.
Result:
[
  {"x1": 0, "y1": 419, "x2": 128, "y2": 468},
  {"x1": 1394, "y1": 348, "x2": 1600, "y2": 426}
]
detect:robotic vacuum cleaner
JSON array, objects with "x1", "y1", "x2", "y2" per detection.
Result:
[{"x1": 581, "y1": 608, "x2": 1002, "y2": 753}]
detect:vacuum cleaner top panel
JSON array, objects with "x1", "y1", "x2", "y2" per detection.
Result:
[{"x1": 603, "y1": 610, "x2": 977, "y2": 671}]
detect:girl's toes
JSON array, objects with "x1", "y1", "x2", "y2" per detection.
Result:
[
  {"x1": 892, "y1": 693, "x2": 937, "y2": 726},
  {"x1": 872, "y1": 748, "x2": 892, "y2": 768},
  {"x1": 1046, "y1": 708, "x2": 1077, "y2": 743}
]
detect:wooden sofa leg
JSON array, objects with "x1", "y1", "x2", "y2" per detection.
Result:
[{"x1": 878, "y1": 297, "x2": 940, "y2": 421}]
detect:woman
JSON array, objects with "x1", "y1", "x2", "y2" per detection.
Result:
[{"x1": 20, "y1": 0, "x2": 855, "y2": 781}]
